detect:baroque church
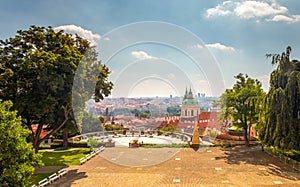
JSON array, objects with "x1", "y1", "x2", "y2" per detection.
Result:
[{"x1": 181, "y1": 88, "x2": 200, "y2": 118}]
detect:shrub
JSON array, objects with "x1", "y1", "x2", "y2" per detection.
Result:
[
  {"x1": 68, "y1": 141, "x2": 89, "y2": 148},
  {"x1": 87, "y1": 138, "x2": 105, "y2": 148}
]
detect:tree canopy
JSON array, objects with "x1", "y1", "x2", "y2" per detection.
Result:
[
  {"x1": 167, "y1": 106, "x2": 181, "y2": 116},
  {"x1": 259, "y1": 47, "x2": 300, "y2": 150},
  {"x1": 0, "y1": 25, "x2": 113, "y2": 152},
  {"x1": 219, "y1": 73, "x2": 265, "y2": 145},
  {"x1": 0, "y1": 100, "x2": 41, "y2": 186}
]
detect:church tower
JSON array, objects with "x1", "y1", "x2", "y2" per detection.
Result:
[{"x1": 181, "y1": 87, "x2": 200, "y2": 118}]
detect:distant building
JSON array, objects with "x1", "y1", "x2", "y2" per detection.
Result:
[
  {"x1": 31, "y1": 124, "x2": 53, "y2": 146},
  {"x1": 197, "y1": 112, "x2": 220, "y2": 130},
  {"x1": 181, "y1": 88, "x2": 200, "y2": 118}
]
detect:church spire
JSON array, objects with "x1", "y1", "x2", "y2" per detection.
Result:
[
  {"x1": 184, "y1": 87, "x2": 188, "y2": 99},
  {"x1": 188, "y1": 87, "x2": 194, "y2": 99}
]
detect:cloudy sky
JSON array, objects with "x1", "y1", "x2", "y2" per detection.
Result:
[{"x1": 1, "y1": 0, "x2": 300, "y2": 97}]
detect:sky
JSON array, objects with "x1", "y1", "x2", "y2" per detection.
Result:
[{"x1": 1, "y1": 0, "x2": 300, "y2": 98}]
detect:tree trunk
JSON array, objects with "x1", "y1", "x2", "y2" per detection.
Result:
[
  {"x1": 34, "y1": 141, "x2": 39, "y2": 154},
  {"x1": 248, "y1": 124, "x2": 252, "y2": 143},
  {"x1": 63, "y1": 127, "x2": 68, "y2": 147},
  {"x1": 244, "y1": 126, "x2": 249, "y2": 146},
  {"x1": 31, "y1": 107, "x2": 70, "y2": 153}
]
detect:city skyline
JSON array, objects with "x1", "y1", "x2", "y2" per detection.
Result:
[{"x1": 1, "y1": 0, "x2": 300, "y2": 97}]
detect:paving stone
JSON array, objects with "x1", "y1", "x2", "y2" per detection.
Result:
[
  {"x1": 173, "y1": 179, "x2": 180, "y2": 183},
  {"x1": 273, "y1": 181, "x2": 283, "y2": 184}
]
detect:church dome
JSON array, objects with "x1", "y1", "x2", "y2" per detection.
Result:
[
  {"x1": 182, "y1": 98, "x2": 199, "y2": 105},
  {"x1": 182, "y1": 87, "x2": 199, "y2": 105}
]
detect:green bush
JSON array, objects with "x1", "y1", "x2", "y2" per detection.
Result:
[
  {"x1": 50, "y1": 143, "x2": 63, "y2": 149},
  {"x1": 87, "y1": 138, "x2": 105, "y2": 148},
  {"x1": 269, "y1": 147, "x2": 300, "y2": 162},
  {"x1": 210, "y1": 144, "x2": 235, "y2": 148},
  {"x1": 141, "y1": 143, "x2": 189, "y2": 148},
  {"x1": 68, "y1": 141, "x2": 89, "y2": 148}
]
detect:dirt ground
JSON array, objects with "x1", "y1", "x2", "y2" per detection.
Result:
[{"x1": 47, "y1": 145, "x2": 300, "y2": 187}]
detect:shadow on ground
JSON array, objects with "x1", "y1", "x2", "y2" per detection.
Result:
[
  {"x1": 216, "y1": 145, "x2": 299, "y2": 181},
  {"x1": 49, "y1": 169, "x2": 87, "y2": 187}
]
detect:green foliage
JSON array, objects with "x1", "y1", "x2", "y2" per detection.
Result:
[
  {"x1": 0, "y1": 25, "x2": 113, "y2": 152},
  {"x1": 68, "y1": 141, "x2": 89, "y2": 148},
  {"x1": 131, "y1": 109, "x2": 151, "y2": 118},
  {"x1": 259, "y1": 47, "x2": 300, "y2": 150},
  {"x1": 104, "y1": 124, "x2": 124, "y2": 131},
  {"x1": 0, "y1": 100, "x2": 41, "y2": 186},
  {"x1": 219, "y1": 73, "x2": 265, "y2": 145},
  {"x1": 40, "y1": 148, "x2": 91, "y2": 166},
  {"x1": 140, "y1": 143, "x2": 189, "y2": 148},
  {"x1": 167, "y1": 106, "x2": 181, "y2": 116},
  {"x1": 30, "y1": 173, "x2": 51, "y2": 186},
  {"x1": 87, "y1": 138, "x2": 105, "y2": 148},
  {"x1": 227, "y1": 125, "x2": 243, "y2": 132},
  {"x1": 161, "y1": 125, "x2": 177, "y2": 132},
  {"x1": 210, "y1": 144, "x2": 235, "y2": 148}
]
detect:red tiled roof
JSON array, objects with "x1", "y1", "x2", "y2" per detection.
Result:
[
  {"x1": 198, "y1": 112, "x2": 220, "y2": 120},
  {"x1": 198, "y1": 112, "x2": 221, "y2": 129},
  {"x1": 31, "y1": 124, "x2": 50, "y2": 139}
]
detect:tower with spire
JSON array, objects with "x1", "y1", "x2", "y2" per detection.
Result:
[{"x1": 181, "y1": 87, "x2": 200, "y2": 118}]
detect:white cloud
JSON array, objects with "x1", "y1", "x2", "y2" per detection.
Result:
[
  {"x1": 54, "y1": 25, "x2": 101, "y2": 46},
  {"x1": 271, "y1": 15, "x2": 293, "y2": 22},
  {"x1": 131, "y1": 51, "x2": 157, "y2": 60},
  {"x1": 234, "y1": 1, "x2": 287, "y2": 19},
  {"x1": 205, "y1": 43, "x2": 235, "y2": 51},
  {"x1": 271, "y1": 15, "x2": 300, "y2": 23},
  {"x1": 206, "y1": 1, "x2": 232, "y2": 17},
  {"x1": 191, "y1": 44, "x2": 204, "y2": 49},
  {"x1": 205, "y1": 0, "x2": 300, "y2": 23}
]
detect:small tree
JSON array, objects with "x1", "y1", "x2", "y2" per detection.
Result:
[
  {"x1": 219, "y1": 73, "x2": 265, "y2": 146},
  {"x1": 0, "y1": 100, "x2": 41, "y2": 186}
]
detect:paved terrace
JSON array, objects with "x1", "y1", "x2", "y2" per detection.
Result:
[{"x1": 49, "y1": 146, "x2": 300, "y2": 186}]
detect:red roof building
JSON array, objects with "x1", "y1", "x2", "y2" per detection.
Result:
[
  {"x1": 197, "y1": 112, "x2": 221, "y2": 130},
  {"x1": 31, "y1": 124, "x2": 51, "y2": 139}
]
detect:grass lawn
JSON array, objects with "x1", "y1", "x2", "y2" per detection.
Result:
[
  {"x1": 39, "y1": 148, "x2": 91, "y2": 166},
  {"x1": 30, "y1": 173, "x2": 51, "y2": 186}
]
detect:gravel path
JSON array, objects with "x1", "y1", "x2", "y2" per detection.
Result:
[{"x1": 48, "y1": 145, "x2": 300, "y2": 186}]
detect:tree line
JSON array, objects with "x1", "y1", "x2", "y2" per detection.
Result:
[
  {"x1": 0, "y1": 26, "x2": 113, "y2": 185},
  {"x1": 219, "y1": 46, "x2": 300, "y2": 150}
]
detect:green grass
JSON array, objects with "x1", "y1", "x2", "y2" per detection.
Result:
[
  {"x1": 210, "y1": 143, "x2": 235, "y2": 148},
  {"x1": 269, "y1": 147, "x2": 300, "y2": 162},
  {"x1": 40, "y1": 148, "x2": 91, "y2": 166},
  {"x1": 30, "y1": 173, "x2": 51, "y2": 186}
]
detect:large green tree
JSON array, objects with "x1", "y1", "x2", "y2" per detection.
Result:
[
  {"x1": 0, "y1": 100, "x2": 41, "y2": 186},
  {"x1": 259, "y1": 47, "x2": 300, "y2": 150},
  {"x1": 0, "y1": 26, "x2": 113, "y2": 152},
  {"x1": 220, "y1": 73, "x2": 265, "y2": 145}
]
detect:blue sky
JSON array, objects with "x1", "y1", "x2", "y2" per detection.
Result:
[{"x1": 1, "y1": 0, "x2": 300, "y2": 97}]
